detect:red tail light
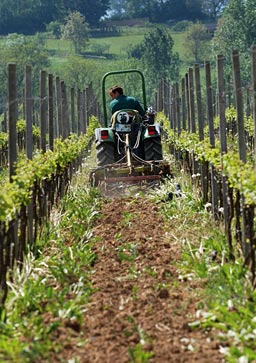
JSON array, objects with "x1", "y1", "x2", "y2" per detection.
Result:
[
  {"x1": 101, "y1": 130, "x2": 108, "y2": 140},
  {"x1": 148, "y1": 126, "x2": 156, "y2": 136}
]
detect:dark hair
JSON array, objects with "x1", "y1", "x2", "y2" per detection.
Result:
[{"x1": 109, "y1": 85, "x2": 123, "y2": 95}]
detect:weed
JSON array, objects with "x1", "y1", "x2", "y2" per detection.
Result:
[
  {"x1": 116, "y1": 243, "x2": 137, "y2": 263},
  {"x1": 128, "y1": 344, "x2": 154, "y2": 363},
  {"x1": 143, "y1": 266, "x2": 157, "y2": 277},
  {"x1": 121, "y1": 211, "x2": 134, "y2": 227},
  {"x1": 132, "y1": 285, "x2": 138, "y2": 300}
]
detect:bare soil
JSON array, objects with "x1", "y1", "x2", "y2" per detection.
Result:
[{"x1": 51, "y1": 197, "x2": 224, "y2": 363}]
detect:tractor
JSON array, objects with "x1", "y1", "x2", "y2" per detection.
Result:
[{"x1": 90, "y1": 69, "x2": 170, "y2": 187}]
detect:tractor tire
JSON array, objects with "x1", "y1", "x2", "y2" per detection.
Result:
[
  {"x1": 143, "y1": 137, "x2": 163, "y2": 161},
  {"x1": 96, "y1": 142, "x2": 115, "y2": 166}
]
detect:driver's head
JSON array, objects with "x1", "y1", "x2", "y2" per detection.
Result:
[{"x1": 109, "y1": 85, "x2": 123, "y2": 99}]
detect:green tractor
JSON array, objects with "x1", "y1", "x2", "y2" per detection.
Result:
[{"x1": 90, "y1": 69, "x2": 170, "y2": 187}]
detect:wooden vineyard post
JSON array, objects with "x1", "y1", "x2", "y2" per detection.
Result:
[
  {"x1": 8, "y1": 63, "x2": 17, "y2": 181},
  {"x1": 86, "y1": 86, "x2": 90, "y2": 127},
  {"x1": 188, "y1": 67, "x2": 198, "y2": 175},
  {"x1": 227, "y1": 75, "x2": 232, "y2": 108},
  {"x1": 170, "y1": 86, "x2": 174, "y2": 130},
  {"x1": 77, "y1": 89, "x2": 81, "y2": 135},
  {"x1": 188, "y1": 67, "x2": 196, "y2": 133},
  {"x1": 175, "y1": 82, "x2": 181, "y2": 136},
  {"x1": 56, "y1": 76, "x2": 62, "y2": 138},
  {"x1": 25, "y1": 65, "x2": 34, "y2": 246},
  {"x1": 232, "y1": 50, "x2": 246, "y2": 162},
  {"x1": 89, "y1": 81, "x2": 94, "y2": 120},
  {"x1": 217, "y1": 54, "x2": 234, "y2": 259},
  {"x1": 40, "y1": 70, "x2": 47, "y2": 153},
  {"x1": 82, "y1": 89, "x2": 86, "y2": 134},
  {"x1": 185, "y1": 73, "x2": 191, "y2": 132},
  {"x1": 48, "y1": 74, "x2": 54, "y2": 151},
  {"x1": 25, "y1": 65, "x2": 33, "y2": 159},
  {"x1": 232, "y1": 50, "x2": 255, "y2": 275},
  {"x1": 252, "y1": 45, "x2": 256, "y2": 160},
  {"x1": 165, "y1": 82, "x2": 170, "y2": 119},
  {"x1": 61, "y1": 81, "x2": 69, "y2": 138},
  {"x1": 181, "y1": 78, "x2": 186, "y2": 130},
  {"x1": 205, "y1": 61, "x2": 218, "y2": 219},
  {"x1": 8, "y1": 63, "x2": 18, "y2": 269},
  {"x1": 40, "y1": 71, "x2": 48, "y2": 220},
  {"x1": 164, "y1": 80, "x2": 170, "y2": 117},
  {"x1": 172, "y1": 85, "x2": 177, "y2": 132},
  {"x1": 71, "y1": 87, "x2": 76, "y2": 133},
  {"x1": 194, "y1": 64, "x2": 204, "y2": 140},
  {"x1": 195, "y1": 64, "x2": 208, "y2": 204}
]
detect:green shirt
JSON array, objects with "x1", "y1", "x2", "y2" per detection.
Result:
[{"x1": 110, "y1": 95, "x2": 145, "y2": 116}]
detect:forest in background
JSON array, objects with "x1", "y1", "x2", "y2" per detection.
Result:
[{"x1": 0, "y1": 0, "x2": 228, "y2": 34}]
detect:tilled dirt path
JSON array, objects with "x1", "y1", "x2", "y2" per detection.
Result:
[{"x1": 68, "y1": 196, "x2": 223, "y2": 363}]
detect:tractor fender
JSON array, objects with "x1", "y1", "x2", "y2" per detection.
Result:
[
  {"x1": 142, "y1": 123, "x2": 162, "y2": 140},
  {"x1": 95, "y1": 128, "x2": 115, "y2": 143}
]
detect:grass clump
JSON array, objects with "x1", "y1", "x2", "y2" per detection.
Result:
[{"x1": 0, "y1": 176, "x2": 101, "y2": 363}]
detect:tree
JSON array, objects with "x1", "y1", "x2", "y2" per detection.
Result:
[
  {"x1": 108, "y1": 0, "x2": 206, "y2": 22},
  {"x1": 0, "y1": 0, "x2": 60, "y2": 34},
  {"x1": 184, "y1": 22, "x2": 211, "y2": 61},
  {"x1": 202, "y1": 0, "x2": 229, "y2": 19},
  {"x1": 0, "y1": 0, "x2": 110, "y2": 34},
  {"x1": 46, "y1": 21, "x2": 62, "y2": 39},
  {"x1": 213, "y1": 0, "x2": 256, "y2": 80},
  {"x1": 185, "y1": 0, "x2": 205, "y2": 19},
  {"x1": 61, "y1": 12, "x2": 89, "y2": 54},
  {"x1": 62, "y1": 0, "x2": 110, "y2": 26},
  {"x1": 129, "y1": 27, "x2": 180, "y2": 93}
]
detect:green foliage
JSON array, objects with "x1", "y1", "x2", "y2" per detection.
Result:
[
  {"x1": 89, "y1": 42, "x2": 111, "y2": 55},
  {"x1": 171, "y1": 20, "x2": 193, "y2": 32},
  {"x1": 128, "y1": 344, "x2": 154, "y2": 363},
  {"x1": 128, "y1": 27, "x2": 180, "y2": 92},
  {"x1": 225, "y1": 105, "x2": 255, "y2": 137},
  {"x1": 213, "y1": 0, "x2": 256, "y2": 81},
  {"x1": 0, "y1": 0, "x2": 110, "y2": 35},
  {"x1": 61, "y1": 11, "x2": 90, "y2": 54},
  {"x1": 0, "y1": 116, "x2": 100, "y2": 222},
  {"x1": 109, "y1": 0, "x2": 205, "y2": 23},
  {"x1": 201, "y1": 0, "x2": 229, "y2": 18},
  {"x1": 0, "y1": 132, "x2": 8, "y2": 148},
  {"x1": 46, "y1": 21, "x2": 62, "y2": 39},
  {"x1": 161, "y1": 113, "x2": 256, "y2": 204},
  {"x1": 184, "y1": 21, "x2": 211, "y2": 61},
  {"x1": 0, "y1": 0, "x2": 60, "y2": 34}
]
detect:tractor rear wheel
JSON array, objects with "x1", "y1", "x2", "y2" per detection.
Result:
[
  {"x1": 143, "y1": 137, "x2": 163, "y2": 161},
  {"x1": 96, "y1": 142, "x2": 115, "y2": 166}
]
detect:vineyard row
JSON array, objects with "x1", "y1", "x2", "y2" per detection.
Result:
[{"x1": 153, "y1": 47, "x2": 256, "y2": 284}]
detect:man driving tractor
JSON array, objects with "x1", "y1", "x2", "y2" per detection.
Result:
[{"x1": 109, "y1": 85, "x2": 146, "y2": 117}]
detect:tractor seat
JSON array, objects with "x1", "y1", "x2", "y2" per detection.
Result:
[{"x1": 111, "y1": 109, "x2": 141, "y2": 127}]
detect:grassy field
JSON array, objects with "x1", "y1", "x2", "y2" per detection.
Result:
[
  {"x1": 46, "y1": 28, "x2": 192, "y2": 77},
  {"x1": 0, "y1": 26, "x2": 193, "y2": 81}
]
